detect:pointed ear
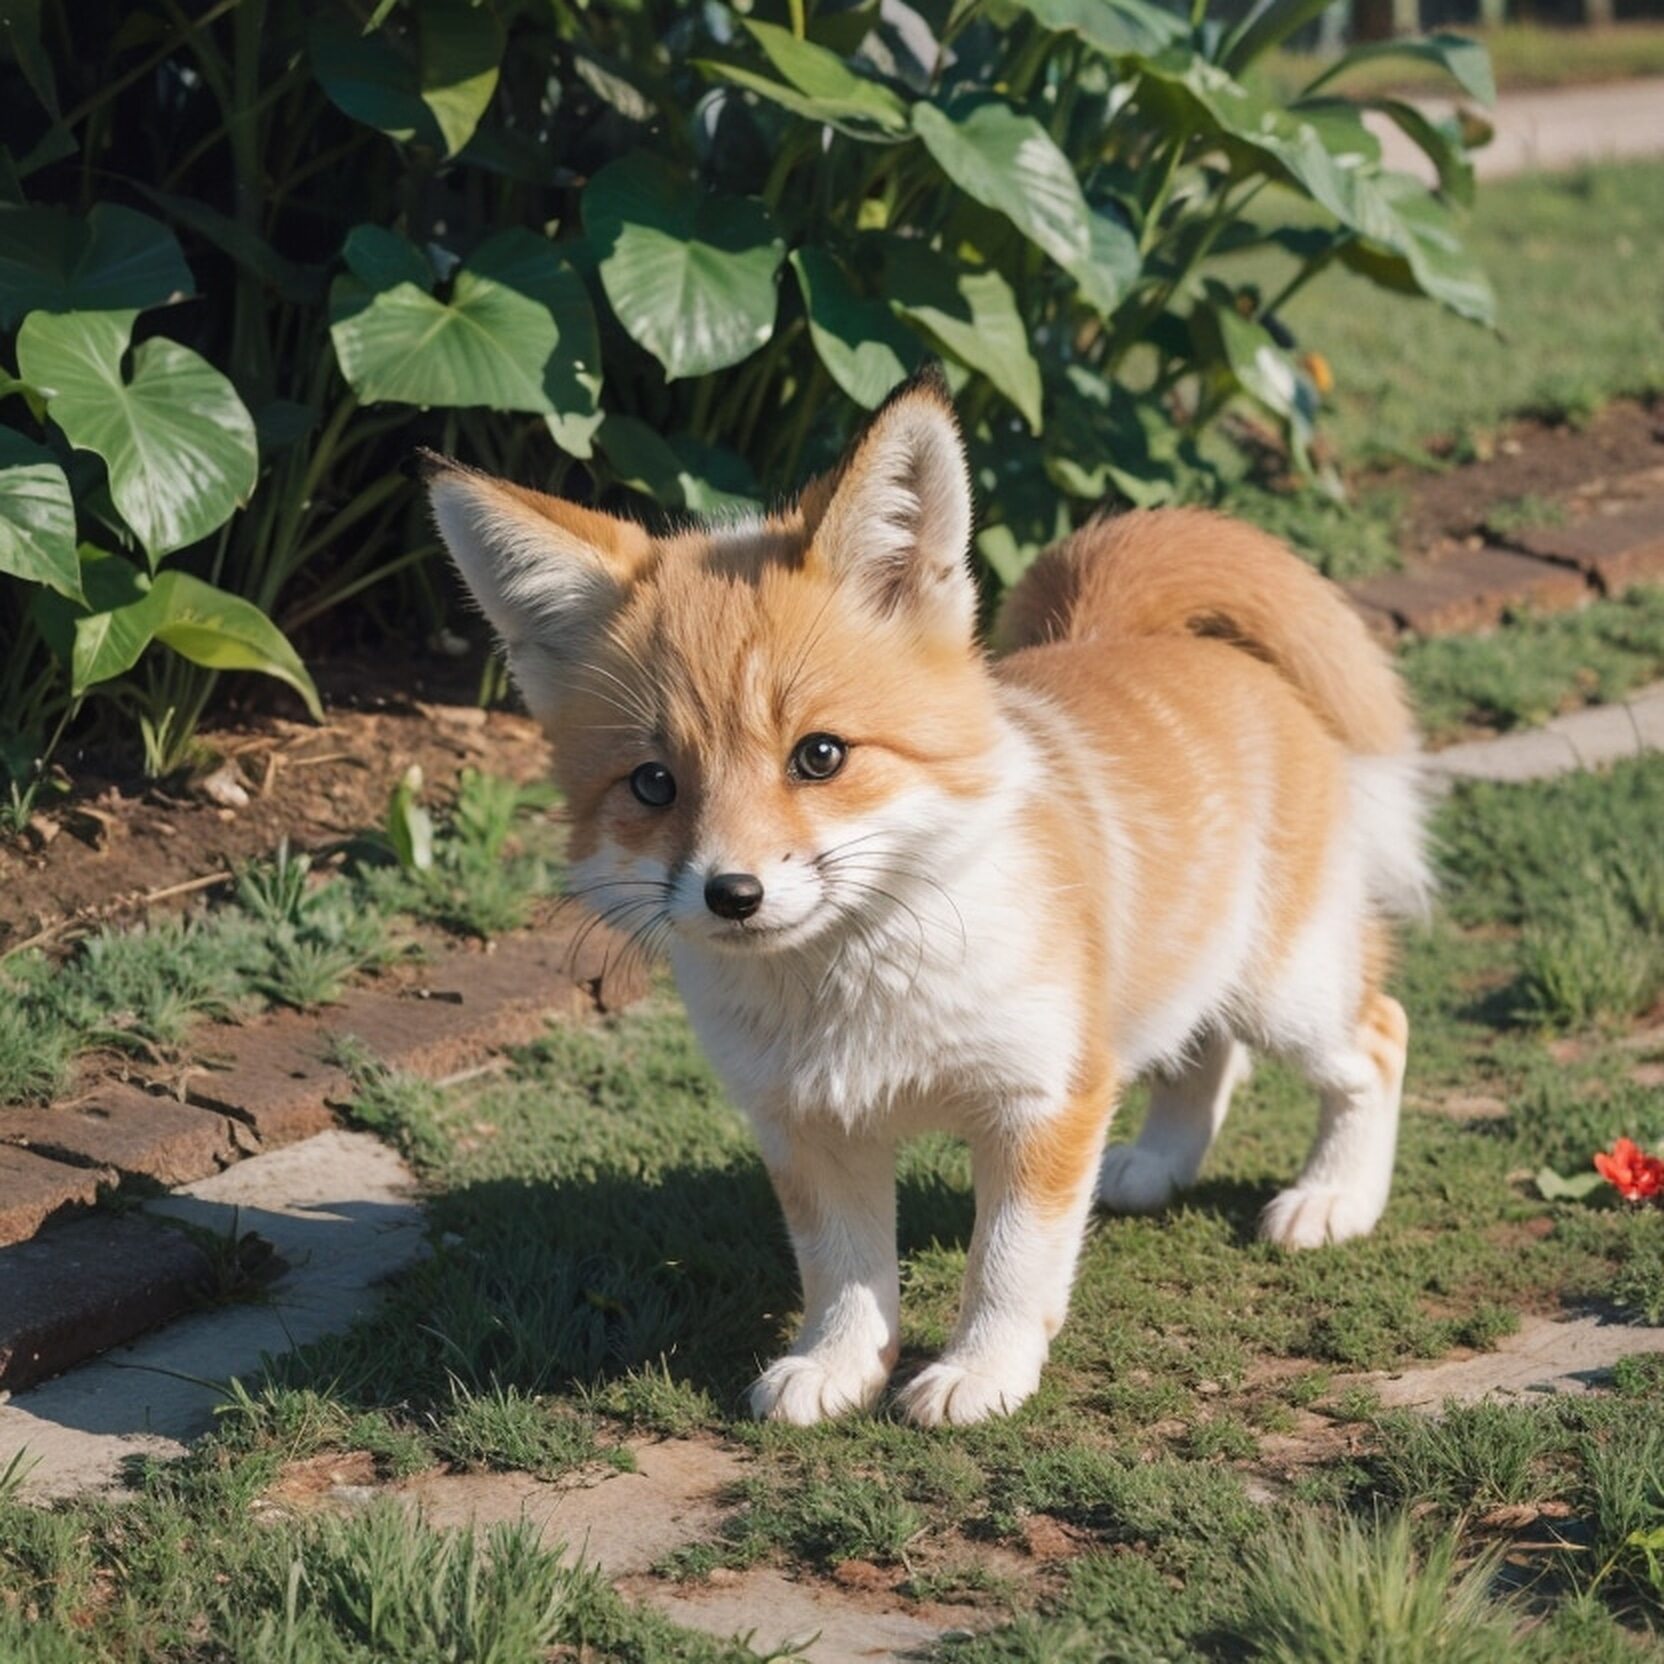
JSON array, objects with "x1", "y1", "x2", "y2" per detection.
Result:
[
  {"x1": 421, "y1": 453, "x2": 648, "y2": 721},
  {"x1": 806, "y1": 365, "x2": 975, "y2": 641}
]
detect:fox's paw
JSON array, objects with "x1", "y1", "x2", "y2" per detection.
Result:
[
  {"x1": 749, "y1": 1350, "x2": 889, "y2": 1425},
  {"x1": 1097, "y1": 1145, "x2": 1185, "y2": 1214},
  {"x1": 896, "y1": 1356, "x2": 1040, "y2": 1427},
  {"x1": 1259, "y1": 1184, "x2": 1384, "y2": 1249}
]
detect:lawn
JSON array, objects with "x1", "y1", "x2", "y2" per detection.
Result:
[
  {"x1": 1260, "y1": 22, "x2": 1664, "y2": 101},
  {"x1": 4, "y1": 758, "x2": 1663, "y2": 1658}
]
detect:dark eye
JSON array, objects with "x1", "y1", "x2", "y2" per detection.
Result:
[
  {"x1": 790, "y1": 733, "x2": 847, "y2": 782},
  {"x1": 629, "y1": 763, "x2": 676, "y2": 807}
]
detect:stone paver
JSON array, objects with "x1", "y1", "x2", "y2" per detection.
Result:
[
  {"x1": 1369, "y1": 77, "x2": 1664, "y2": 183},
  {"x1": 0, "y1": 1145, "x2": 109, "y2": 1247},
  {"x1": 0, "y1": 1214, "x2": 213, "y2": 1392},
  {"x1": 0, "y1": 1130, "x2": 423, "y2": 1498},
  {"x1": 1428, "y1": 678, "x2": 1664, "y2": 782},
  {"x1": 1371, "y1": 1313, "x2": 1664, "y2": 1410},
  {"x1": 1348, "y1": 544, "x2": 1588, "y2": 637},
  {"x1": 1506, "y1": 497, "x2": 1664, "y2": 595},
  {"x1": 0, "y1": 1084, "x2": 241, "y2": 1189},
  {"x1": 399, "y1": 1439, "x2": 747, "y2": 1577}
]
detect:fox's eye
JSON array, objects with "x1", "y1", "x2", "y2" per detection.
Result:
[
  {"x1": 629, "y1": 763, "x2": 676, "y2": 807},
  {"x1": 790, "y1": 733, "x2": 847, "y2": 782}
]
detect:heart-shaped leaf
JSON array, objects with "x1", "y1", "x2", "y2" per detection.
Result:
[
  {"x1": 1340, "y1": 171, "x2": 1495, "y2": 326},
  {"x1": 69, "y1": 562, "x2": 321, "y2": 718},
  {"x1": 0, "y1": 203, "x2": 193, "y2": 330},
  {"x1": 884, "y1": 239, "x2": 1042, "y2": 431},
  {"x1": 329, "y1": 227, "x2": 602, "y2": 425},
  {"x1": 0, "y1": 427, "x2": 80, "y2": 600},
  {"x1": 597, "y1": 416, "x2": 761, "y2": 514},
  {"x1": 790, "y1": 248, "x2": 921, "y2": 409},
  {"x1": 699, "y1": 19, "x2": 908, "y2": 137},
  {"x1": 17, "y1": 310, "x2": 258, "y2": 564},
  {"x1": 585, "y1": 152, "x2": 784, "y2": 380},
  {"x1": 913, "y1": 97, "x2": 1091, "y2": 272},
  {"x1": 1010, "y1": 0, "x2": 1185, "y2": 59},
  {"x1": 309, "y1": 0, "x2": 503, "y2": 156}
]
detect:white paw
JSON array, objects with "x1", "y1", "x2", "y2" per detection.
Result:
[
  {"x1": 1097, "y1": 1145, "x2": 1186, "y2": 1214},
  {"x1": 895, "y1": 1356, "x2": 1040, "y2": 1427},
  {"x1": 749, "y1": 1350, "x2": 889, "y2": 1425},
  {"x1": 1259, "y1": 1184, "x2": 1384, "y2": 1249}
]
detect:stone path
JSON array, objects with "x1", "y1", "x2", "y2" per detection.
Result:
[
  {"x1": 1430, "y1": 677, "x2": 1664, "y2": 781},
  {"x1": 1370, "y1": 77, "x2": 1664, "y2": 183},
  {"x1": 0, "y1": 1131, "x2": 424, "y2": 1498}
]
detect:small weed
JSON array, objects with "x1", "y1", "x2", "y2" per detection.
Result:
[
  {"x1": 1483, "y1": 493, "x2": 1566, "y2": 539},
  {"x1": 1228, "y1": 1512, "x2": 1517, "y2": 1664},
  {"x1": 1369, "y1": 1402, "x2": 1560, "y2": 1511},
  {"x1": 584, "y1": 1359, "x2": 719, "y2": 1437},
  {"x1": 430, "y1": 1381, "x2": 620, "y2": 1481}
]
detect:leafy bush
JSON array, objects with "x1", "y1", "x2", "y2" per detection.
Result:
[{"x1": 0, "y1": 0, "x2": 1493, "y2": 794}]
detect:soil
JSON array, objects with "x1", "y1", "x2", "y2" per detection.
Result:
[
  {"x1": 0, "y1": 651, "x2": 551, "y2": 955},
  {"x1": 1393, "y1": 397, "x2": 1664, "y2": 560}
]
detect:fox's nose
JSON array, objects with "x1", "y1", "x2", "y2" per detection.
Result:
[{"x1": 705, "y1": 871, "x2": 764, "y2": 921}]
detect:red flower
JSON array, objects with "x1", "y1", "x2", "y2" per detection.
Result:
[{"x1": 1593, "y1": 1137, "x2": 1664, "y2": 1203}]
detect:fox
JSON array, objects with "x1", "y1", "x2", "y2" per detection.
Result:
[{"x1": 422, "y1": 364, "x2": 1429, "y2": 1428}]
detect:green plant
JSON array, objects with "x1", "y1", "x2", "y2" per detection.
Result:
[{"x1": 1, "y1": 1, "x2": 1492, "y2": 789}]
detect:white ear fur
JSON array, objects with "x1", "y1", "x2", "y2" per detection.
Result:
[
  {"x1": 425, "y1": 466, "x2": 624, "y2": 722},
  {"x1": 813, "y1": 380, "x2": 975, "y2": 641}
]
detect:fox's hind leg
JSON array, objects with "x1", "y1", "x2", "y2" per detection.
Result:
[
  {"x1": 1097, "y1": 1030, "x2": 1250, "y2": 1214},
  {"x1": 1259, "y1": 990, "x2": 1407, "y2": 1248}
]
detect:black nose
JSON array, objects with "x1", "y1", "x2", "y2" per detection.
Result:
[{"x1": 705, "y1": 871, "x2": 764, "y2": 920}]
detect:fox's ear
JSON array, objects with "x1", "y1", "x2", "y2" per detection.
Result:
[
  {"x1": 421, "y1": 454, "x2": 648, "y2": 720},
  {"x1": 806, "y1": 365, "x2": 975, "y2": 642}
]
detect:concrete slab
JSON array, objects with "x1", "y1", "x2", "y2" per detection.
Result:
[
  {"x1": 1371, "y1": 1313, "x2": 1664, "y2": 1410},
  {"x1": 0, "y1": 1130, "x2": 424, "y2": 1498},
  {"x1": 621, "y1": 1564, "x2": 950, "y2": 1662},
  {"x1": 1428, "y1": 679, "x2": 1664, "y2": 782},
  {"x1": 1369, "y1": 78, "x2": 1664, "y2": 184},
  {"x1": 397, "y1": 1438, "x2": 747, "y2": 1578}
]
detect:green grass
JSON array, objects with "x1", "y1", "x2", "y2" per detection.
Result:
[
  {"x1": 1404, "y1": 588, "x2": 1664, "y2": 744},
  {"x1": 6, "y1": 759, "x2": 1664, "y2": 1657},
  {"x1": 1271, "y1": 162, "x2": 1664, "y2": 471},
  {"x1": 0, "y1": 770, "x2": 562, "y2": 1107},
  {"x1": 1261, "y1": 22, "x2": 1664, "y2": 102}
]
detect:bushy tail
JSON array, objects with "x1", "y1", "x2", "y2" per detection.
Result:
[{"x1": 993, "y1": 507, "x2": 1413, "y2": 757}]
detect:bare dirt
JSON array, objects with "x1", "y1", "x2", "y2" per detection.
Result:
[
  {"x1": 1395, "y1": 397, "x2": 1664, "y2": 561},
  {"x1": 0, "y1": 654, "x2": 551, "y2": 955}
]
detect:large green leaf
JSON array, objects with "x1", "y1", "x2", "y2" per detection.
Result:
[
  {"x1": 696, "y1": 57, "x2": 909, "y2": 141},
  {"x1": 790, "y1": 248, "x2": 920, "y2": 409},
  {"x1": 17, "y1": 310, "x2": 258, "y2": 564},
  {"x1": 0, "y1": 203, "x2": 192, "y2": 330},
  {"x1": 1074, "y1": 208, "x2": 1143, "y2": 318},
  {"x1": 70, "y1": 565, "x2": 322, "y2": 718},
  {"x1": 330, "y1": 228, "x2": 602, "y2": 425},
  {"x1": 584, "y1": 152, "x2": 784, "y2": 381},
  {"x1": 1043, "y1": 367, "x2": 1177, "y2": 507},
  {"x1": 913, "y1": 98, "x2": 1091, "y2": 272},
  {"x1": 308, "y1": 0, "x2": 503, "y2": 157},
  {"x1": 1008, "y1": 0, "x2": 1185, "y2": 59},
  {"x1": 884, "y1": 239, "x2": 1042, "y2": 431},
  {"x1": 1360, "y1": 98, "x2": 1476, "y2": 205},
  {"x1": 1302, "y1": 33, "x2": 1495, "y2": 107},
  {"x1": 597, "y1": 416, "x2": 761, "y2": 514},
  {"x1": 0, "y1": 428, "x2": 80, "y2": 600},
  {"x1": 720, "y1": 19, "x2": 909, "y2": 134},
  {"x1": 1340, "y1": 170, "x2": 1495, "y2": 327},
  {"x1": 1132, "y1": 52, "x2": 1361, "y2": 229},
  {"x1": 1194, "y1": 291, "x2": 1317, "y2": 454}
]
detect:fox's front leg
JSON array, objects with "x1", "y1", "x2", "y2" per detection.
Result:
[
  {"x1": 749, "y1": 1117, "x2": 899, "y2": 1425},
  {"x1": 898, "y1": 1075, "x2": 1115, "y2": 1427}
]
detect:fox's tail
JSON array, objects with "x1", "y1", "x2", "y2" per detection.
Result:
[{"x1": 993, "y1": 506, "x2": 1413, "y2": 758}]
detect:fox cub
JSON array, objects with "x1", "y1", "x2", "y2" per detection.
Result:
[{"x1": 425, "y1": 366, "x2": 1428, "y2": 1427}]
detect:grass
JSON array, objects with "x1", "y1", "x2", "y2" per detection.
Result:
[
  {"x1": 1404, "y1": 588, "x2": 1664, "y2": 744},
  {"x1": 1261, "y1": 22, "x2": 1664, "y2": 102},
  {"x1": 1271, "y1": 162, "x2": 1664, "y2": 472},
  {"x1": 6, "y1": 755, "x2": 1664, "y2": 1658},
  {"x1": 0, "y1": 769, "x2": 562, "y2": 1107}
]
